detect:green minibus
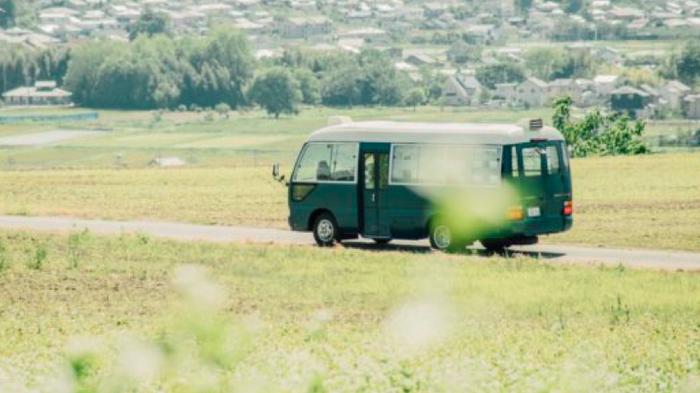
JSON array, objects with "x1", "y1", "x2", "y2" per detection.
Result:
[{"x1": 281, "y1": 120, "x2": 573, "y2": 252}]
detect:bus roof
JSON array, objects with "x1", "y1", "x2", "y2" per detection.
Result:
[{"x1": 307, "y1": 121, "x2": 565, "y2": 145}]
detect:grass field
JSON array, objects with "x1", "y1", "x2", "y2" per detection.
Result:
[
  {"x1": 1, "y1": 152, "x2": 699, "y2": 252},
  {"x1": 0, "y1": 106, "x2": 561, "y2": 170},
  {"x1": 0, "y1": 230, "x2": 698, "y2": 392}
]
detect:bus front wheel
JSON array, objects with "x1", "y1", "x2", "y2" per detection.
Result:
[{"x1": 313, "y1": 213, "x2": 339, "y2": 247}]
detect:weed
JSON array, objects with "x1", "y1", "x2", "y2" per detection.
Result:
[
  {"x1": 28, "y1": 241, "x2": 48, "y2": 270},
  {"x1": 0, "y1": 239, "x2": 7, "y2": 272},
  {"x1": 68, "y1": 229, "x2": 90, "y2": 269},
  {"x1": 610, "y1": 294, "x2": 631, "y2": 326}
]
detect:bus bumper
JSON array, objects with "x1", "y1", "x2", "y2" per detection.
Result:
[{"x1": 494, "y1": 216, "x2": 573, "y2": 239}]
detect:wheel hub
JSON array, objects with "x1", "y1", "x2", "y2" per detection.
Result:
[
  {"x1": 317, "y1": 219, "x2": 334, "y2": 241},
  {"x1": 434, "y1": 225, "x2": 452, "y2": 249}
]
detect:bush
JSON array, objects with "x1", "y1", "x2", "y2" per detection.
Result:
[
  {"x1": 215, "y1": 103, "x2": 231, "y2": 119},
  {"x1": 553, "y1": 97, "x2": 648, "y2": 157}
]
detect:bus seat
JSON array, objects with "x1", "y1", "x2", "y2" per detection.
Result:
[{"x1": 317, "y1": 161, "x2": 331, "y2": 180}]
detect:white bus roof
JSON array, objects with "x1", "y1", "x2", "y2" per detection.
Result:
[{"x1": 307, "y1": 121, "x2": 565, "y2": 145}]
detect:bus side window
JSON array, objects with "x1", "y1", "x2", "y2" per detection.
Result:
[
  {"x1": 379, "y1": 154, "x2": 390, "y2": 189},
  {"x1": 522, "y1": 147, "x2": 542, "y2": 177},
  {"x1": 546, "y1": 145, "x2": 560, "y2": 174},
  {"x1": 364, "y1": 154, "x2": 375, "y2": 190},
  {"x1": 510, "y1": 147, "x2": 520, "y2": 178}
]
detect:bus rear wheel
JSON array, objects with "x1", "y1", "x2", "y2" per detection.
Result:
[
  {"x1": 313, "y1": 213, "x2": 339, "y2": 247},
  {"x1": 429, "y1": 222, "x2": 465, "y2": 253},
  {"x1": 373, "y1": 238, "x2": 392, "y2": 245}
]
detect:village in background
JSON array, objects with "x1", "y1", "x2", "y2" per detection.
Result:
[{"x1": 0, "y1": 0, "x2": 699, "y2": 123}]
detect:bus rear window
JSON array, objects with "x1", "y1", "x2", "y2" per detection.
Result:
[
  {"x1": 522, "y1": 147, "x2": 542, "y2": 177},
  {"x1": 546, "y1": 145, "x2": 560, "y2": 174}
]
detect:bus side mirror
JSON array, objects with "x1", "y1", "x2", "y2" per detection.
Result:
[{"x1": 272, "y1": 163, "x2": 287, "y2": 186}]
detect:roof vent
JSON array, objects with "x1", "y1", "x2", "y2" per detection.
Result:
[
  {"x1": 328, "y1": 116, "x2": 353, "y2": 126},
  {"x1": 529, "y1": 118, "x2": 544, "y2": 131}
]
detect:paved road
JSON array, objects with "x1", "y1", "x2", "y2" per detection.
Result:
[
  {"x1": 0, "y1": 130, "x2": 100, "y2": 146},
  {"x1": 0, "y1": 215, "x2": 699, "y2": 272}
]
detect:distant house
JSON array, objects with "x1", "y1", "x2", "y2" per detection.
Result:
[
  {"x1": 594, "y1": 47, "x2": 623, "y2": 65},
  {"x1": 684, "y1": 95, "x2": 700, "y2": 119},
  {"x1": 442, "y1": 74, "x2": 483, "y2": 106},
  {"x1": 494, "y1": 83, "x2": 517, "y2": 106},
  {"x1": 278, "y1": 16, "x2": 332, "y2": 39},
  {"x1": 404, "y1": 54, "x2": 438, "y2": 67},
  {"x1": 464, "y1": 24, "x2": 498, "y2": 45},
  {"x1": 640, "y1": 84, "x2": 662, "y2": 105},
  {"x1": 516, "y1": 78, "x2": 549, "y2": 108},
  {"x1": 338, "y1": 27, "x2": 389, "y2": 44},
  {"x1": 593, "y1": 75, "x2": 622, "y2": 97},
  {"x1": 659, "y1": 80, "x2": 691, "y2": 111},
  {"x1": 548, "y1": 79, "x2": 574, "y2": 101},
  {"x1": 610, "y1": 86, "x2": 650, "y2": 119},
  {"x1": 2, "y1": 81, "x2": 72, "y2": 106}
]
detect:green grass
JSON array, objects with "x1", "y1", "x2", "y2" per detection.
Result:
[
  {"x1": 0, "y1": 230, "x2": 698, "y2": 392},
  {"x1": 0, "y1": 106, "x2": 554, "y2": 169},
  {"x1": 1, "y1": 152, "x2": 699, "y2": 252}
]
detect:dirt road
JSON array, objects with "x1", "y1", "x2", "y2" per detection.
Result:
[{"x1": 0, "y1": 215, "x2": 698, "y2": 272}]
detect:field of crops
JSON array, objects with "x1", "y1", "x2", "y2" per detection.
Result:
[
  {"x1": 0, "y1": 230, "x2": 698, "y2": 392},
  {"x1": 1, "y1": 151, "x2": 699, "y2": 252}
]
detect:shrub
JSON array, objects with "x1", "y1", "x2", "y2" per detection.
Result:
[{"x1": 552, "y1": 97, "x2": 648, "y2": 157}]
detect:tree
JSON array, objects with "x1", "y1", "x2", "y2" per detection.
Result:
[
  {"x1": 0, "y1": 0, "x2": 15, "y2": 28},
  {"x1": 65, "y1": 41, "x2": 127, "y2": 105},
  {"x1": 447, "y1": 41, "x2": 477, "y2": 65},
  {"x1": 515, "y1": 0, "x2": 533, "y2": 15},
  {"x1": 321, "y1": 64, "x2": 361, "y2": 107},
  {"x1": 292, "y1": 68, "x2": 320, "y2": 105},
  {"x1": 404, "y1": 88, "x2": 426, "y2": 111},
  {"x1": 559, "y1": 0, "x2": 583, "y2": 13},
  {"x1": 475, "y1": 63, "x2": 525, "y2": 89},
  {"x1": 180, "y1": 28, "x2": 254, "y2": 108},
  {"x1": 128, "y1": 8, "x2": 170, "y2": 41},
  {"x1": 552, "y1": 97, "x2": 648, "y2": 157},
  {"x1": 525, "y1": 48, "x2": 594, "y2": 80},
  {"x1": 249, "y1": 67, "x2": 301, "y2": 118},
  {"x1": 671, "y1": 41, "x2": 700, "y2": 86}
]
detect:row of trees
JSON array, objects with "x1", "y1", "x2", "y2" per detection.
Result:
[
  {"x1": 0, "y1": 45, "x2": 69, "y2": 94},
  {"x1": 64, "y1": 29, "x2": 254, "y2": 110},
  {"x1": 56, "y1": 30, "x2": 419, "y2": 115}
]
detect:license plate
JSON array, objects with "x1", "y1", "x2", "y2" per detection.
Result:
[{"x1": 527, "y1": 207, "x2": 541, "y2": 217}]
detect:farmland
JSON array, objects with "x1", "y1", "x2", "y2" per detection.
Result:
[
  {"x1": 0, "y1": 107, "x2": 699, "y2": 252},
  {"x1": 1, "y1": 151, "x2": 699, "y2": 252},
  {"x1": 0, "y1": 230, "x2": 699, "y2": 392}
]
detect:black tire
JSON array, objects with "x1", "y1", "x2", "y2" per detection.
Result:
[
  {"x1": 373, "y1": 238, "x2": 392, "y2": 245},
  {"x1": 481, "y1": 239, "x2": 509, "y2": 254},
  {"x1": 313, "y1": 213, "x2": 339, "y2": 247},
  {"x1": 429, "y1": 220, "x2": 465, "y2": 253}
]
